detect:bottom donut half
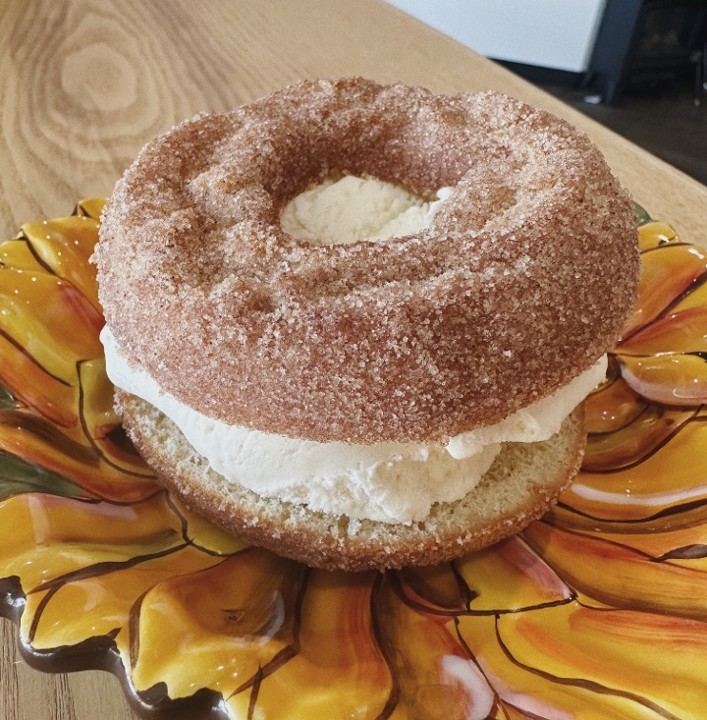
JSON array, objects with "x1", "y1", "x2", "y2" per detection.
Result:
[{"x1": 116, "y1": 391, "x2": 586, "y2": 572}]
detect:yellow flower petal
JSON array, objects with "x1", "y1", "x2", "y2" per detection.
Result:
[{"x1": 0, "y1": 492, "x2": 183, "y2": 597}]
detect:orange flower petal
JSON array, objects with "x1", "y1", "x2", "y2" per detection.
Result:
[
  {"x1": 621, "y1": 243, "x2": 707, "y2": 338},
  {"x1": 583, "y1": 375, "x2": 647, "y2": 435},
  {"x1": 0, "y1": 340, "x2": 78, "y2": 427},
  {"x1": 524, "y1": 521, "x2": 707, "y2": 619},
  {"x1": 621, "y1": 306, "x2": 707, "y2": 356},
  {"x1": 637, "y1": 220, "x2": 679, "y2": 251},
  {"x1": 24, "y1": 545, "x2": 223, "y2": 662},
  {"x1": 375, "y1": 573, "x2": 496, "y2": 719},
  {"x1": 19, "y1": 216, "x2": 102, "y2": 312},
  {"x1": 454, "y1": 536, "x2": 573, "y2": 614},
  {"x1": 0, "y1": 408, "x2": 156, "y2": 502},
  {"x1": 458, "y1": 590, "x2": 707, "y2": 719},
  {"x1": 73, "y1": 197, "x2": 106, "y2": 220},
  {"x1": 567, "y1": 414, "x2": 707, "y2": 521},
  {"x1": 132, "y1": 550, "x2": 306, "y2": 700},
  {"x1": 0, "y1": 492, "x2": 183, "y2": 597},
  {"x1": 226, "y1": 570, "x2": 394, "y2": 719},
  {"x1": 583, "y1": 405, "x2": 697, "y2": 471},
  {"x1": 617, "y1": 353, "x2": 707, "y2": 406},
  {"x1": 0, "y1": 267, "x2": 103, "y2": 384}
]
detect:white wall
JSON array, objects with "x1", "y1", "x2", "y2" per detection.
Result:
[{"x1": 386, "y1": 0, "x2": 607, "y2": 73}]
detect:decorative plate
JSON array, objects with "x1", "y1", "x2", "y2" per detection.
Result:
[{"x1": 1, "y1": 199, "x2": 706, "y2": 720}]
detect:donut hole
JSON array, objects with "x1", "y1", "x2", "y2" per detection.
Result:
[
  {"x1": 279, "y1": 174, "x2": 452, "y2": 246},
  {"x1": 189, "y1": 80, "x2": 531, "y2": 258}
]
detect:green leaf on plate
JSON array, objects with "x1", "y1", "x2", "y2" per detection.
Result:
[
  {"x1": 0, "y1": 450, "x2": 87, "y2": 502},
  {"x1": 633, "y1": 202, "x2": 652, "y2": 227},
  {"x1": 0, "y1": 385, "x2": 17, "y2": 410}
]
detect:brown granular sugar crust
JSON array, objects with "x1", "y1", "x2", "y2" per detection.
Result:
[{"x1": 96, "y1": 77, "x2": 639, "y2": 444}]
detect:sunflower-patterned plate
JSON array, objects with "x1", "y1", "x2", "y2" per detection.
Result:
[{"x1": 1, "y1": 200, "x2": 706, "y2": 719}]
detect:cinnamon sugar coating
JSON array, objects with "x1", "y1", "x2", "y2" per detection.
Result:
[{"x1": 96, "y1": 78, "x2": 639, "y2": 444}]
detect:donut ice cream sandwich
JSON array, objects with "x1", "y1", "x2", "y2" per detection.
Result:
[{"x1": 95, "y1": 78, "x2": 639, "y2": 571}]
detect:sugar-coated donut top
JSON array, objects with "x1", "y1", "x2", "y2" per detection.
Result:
[{"x1": 96, "y1": 77, "x2": 639, "y2": 444}]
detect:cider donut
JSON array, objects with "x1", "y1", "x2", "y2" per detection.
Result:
[
  {"x1": 96, "y1": 77, "x2": 638, "y2": 446},
  {"x1": 95, "y1": 78, "x2": 639, "y2": 571}
]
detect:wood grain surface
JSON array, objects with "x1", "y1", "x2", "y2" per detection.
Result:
[{"x1": 1, "y1": 1, "x2": 705, "y2": 719}]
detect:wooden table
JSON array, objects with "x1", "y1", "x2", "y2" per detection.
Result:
[{"x1": 0, "y1": 1, "x2": 705, "y2": 718}]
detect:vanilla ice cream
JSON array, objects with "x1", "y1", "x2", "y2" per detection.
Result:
[
  {"x1": 280, "y1": 174, "x2": 452, "y2": 245},
  {"x1": 102, "y1": 176, "x2": 607, "y2": 524}
]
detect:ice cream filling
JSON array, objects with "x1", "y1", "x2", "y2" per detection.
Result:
[{"x1": 280, "y1": 174, "x2": 452, "y2": 245}]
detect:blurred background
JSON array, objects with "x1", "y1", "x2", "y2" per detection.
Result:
[{"x1": 386, "y1": 0, "x2": 707, "y2": 185}]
